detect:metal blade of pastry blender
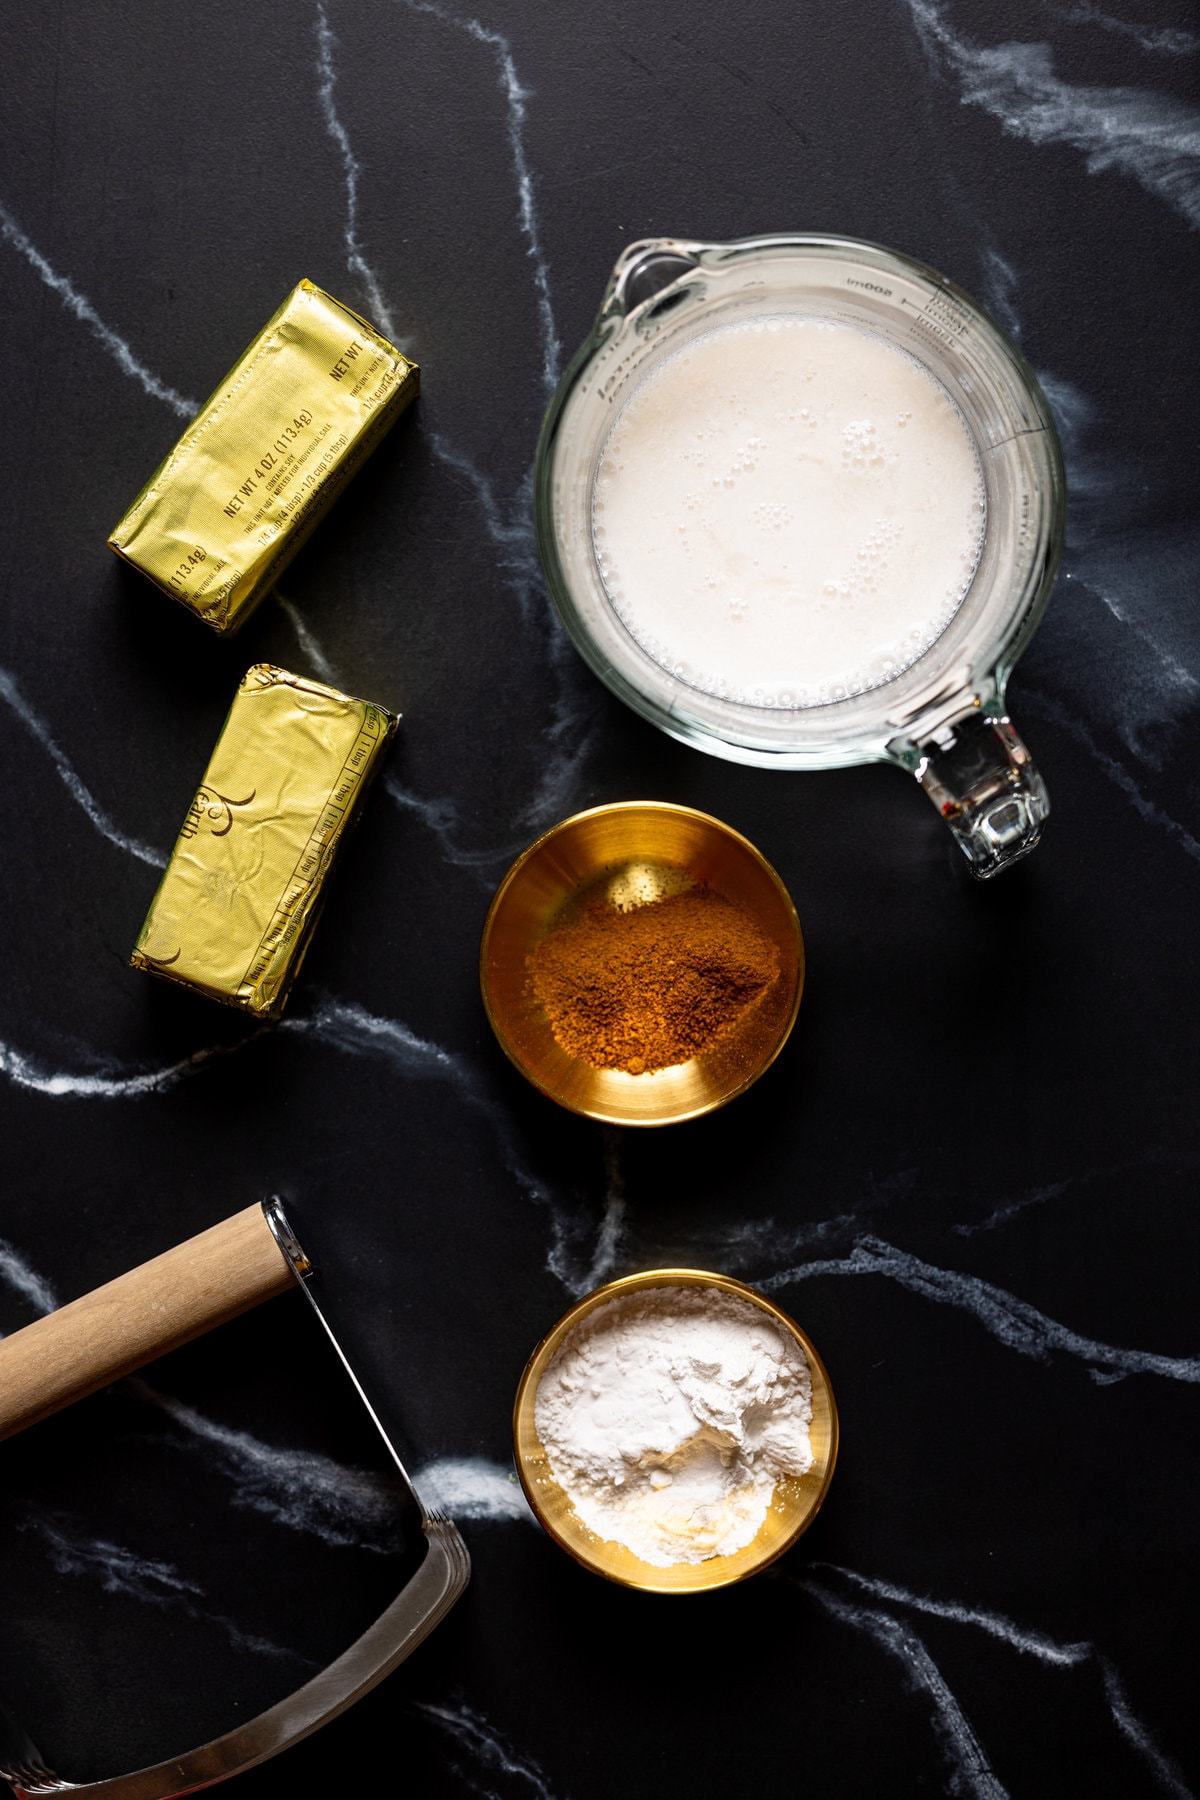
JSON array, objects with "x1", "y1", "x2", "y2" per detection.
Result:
[{"x1": 0, "y1": 1198, "x2": 470, "y2": 1800}]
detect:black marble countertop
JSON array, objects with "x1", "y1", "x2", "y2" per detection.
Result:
[{"x1": 1, "y1": 0, "x2": 1198, "y2": 1794}]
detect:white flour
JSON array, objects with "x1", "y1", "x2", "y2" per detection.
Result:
[{"x1": 535, "y1": 1285, "x2": 813, "y2": 1567}]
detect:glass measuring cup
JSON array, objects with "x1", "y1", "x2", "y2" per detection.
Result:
[{"x1": 533, "y1": 235, "x2": 1065, "y2": 878}]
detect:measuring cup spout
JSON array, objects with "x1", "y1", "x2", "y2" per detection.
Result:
[
  {"x1": 907, "y1": 710, "x2": 1050, "y2": 878},
  {"x1": 600, "y1": 239, "x2": 703, "y2": 324}
]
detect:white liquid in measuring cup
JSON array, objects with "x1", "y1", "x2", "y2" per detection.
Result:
[{"x1": 591, "y1": 316, "x2": 986, "y2": 707}]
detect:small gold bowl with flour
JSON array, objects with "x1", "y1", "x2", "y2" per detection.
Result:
[{"x1": 512, "y1": 1269, "x2": 838, "y2": 1593}]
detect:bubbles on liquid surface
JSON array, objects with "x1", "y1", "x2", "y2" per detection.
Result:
[
  {"x1": 590, "y1": 314, "x2": 985, "y2": 710},
  {"x1": 842, "y1": 419, "x2": 892, "y2": 472}
]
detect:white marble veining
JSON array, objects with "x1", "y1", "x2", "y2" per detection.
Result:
[
  {"x1": 1099, "y1": 1660, "x2": 1194, "y2": 1800},
  {"x1": 1026, "y1": 684, "x2": 1200, "y2": 863},
  {"x1": 797, "y1": 1576, "x2": 1009, "y2": 1799},
  {"x1": 975, "y1": 240, "x2": 1024, "y2": 341},
  {"x1": 313, "y1": 2, "x2": 402, "y2": 346},
  {"x1": 27, "y1": 1514, "x2": 201, "y2": 1604},
  {"x1": 274, "y1": 590, "x2": 341, "y2": 686},
  {"x1": 401, "y1": 1, "x2": 561, "y2": 399},
  {"x1": 761, "y1": 1234, "x2": 1200, "y2": 1383},
  {"x1": 967, "y1": 234, "x2": 1200, "y2": 869},
  {"x1": 426, "y1": 440, "x2": 597, "y2": 837},
  {"x1": 4, "y1": 55, "x2": 567, "y2": 895},
  {"x1": 414, "y1": 1457, "x2": 534, "y2": 1523},
  {"x1": 818, "y1": 1564, "x2": 1091, "y2": 1666},
  {"x1": 22, "y1": 1513, "x2": 307, "y2": 1663},
  {"x1": 0, "y1": 1242, "x2": 531, "y2": 1552},
  {"x1": 1045, "y1": 2, "x2": 1198, "y2": 58},
  {"x1": 0, "y1": 201, "x2": 198, "y2": 418},
  {"x1": 1073, "y1": 565, "x2": 1200, "y2": 732},
  {"x1": 146, "y1": 1391, "x2": 535, "y2": 1542},
  {"x1": 0, "y1": 4, "x2": 587, "y2": 900},
  {"x1": 809, "y1": 1565, "x2": 1192, "y2": 1796},
  {"x1": 0, "y1": 1029, "x2": 265, "y2": 1101},
  {"x1": 576, "y1": 1129, "x2": 628, "y2": 1292},
  {"x1": 290, "y1": 998, "x2": 536, "y2": 1188},
  {"x1": 289, "y1": 996, "x2": 585, "y2": 1285},
  {"x1": 0, "y1": 663, "x2": 167, "y2": 868},
  {"x1": 0, "y1": 1237, "x2": 59, "y2": 1322},
  {"x1": 1036, "y1": 369, "x2": 1200, "y2": 755},
  {"x1": 951, "y1": 1177, "x2": 1072, "y2": 1239},
  {"x1": 905, "y1": 0, "x2": 1200, "y2": 229},
  {"x1": 311, "y1": 8, "x2": 593, "y2": 856},
  {"x1": 5, "y1": 1003, "x2": 1197, "y2": 1390},
  {"x1": 0, "y1": 990, "x2": 589, "y2": 1289},
  {"x1": 414, "y1": 1699, "x2": 560, "y2": 1800},
  {"x1": 975, "y1": 235, "x2": 1200, "y2": 748},
  {"x1": 130, "y1": 1379, "x2": 405, "y2": 1554},
  {"x1": 383, "y1": 776, "x2": 525, "y2": 879},
  {"x1": 953, "y1": 1152, "x2": 1194, "y2": 1239},
  {"x1": 699, "y1": 1207, "x2": 866, "y2": 1269},
  {"x1": 0, "y1": 1246, "x2": 401, "y2": 1556}
]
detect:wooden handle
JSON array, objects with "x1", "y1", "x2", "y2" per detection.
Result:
[{"x1": 0, "y1": 1204, "x2": 297, "y2": 1442}]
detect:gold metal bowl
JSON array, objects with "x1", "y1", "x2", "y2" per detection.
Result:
[
  {"x1": 479, "y1": 802, "x2": 803, "y2": 1126},
  {"x1": 513, "y1": 1269, "x2": 838, "y2": 1593}
]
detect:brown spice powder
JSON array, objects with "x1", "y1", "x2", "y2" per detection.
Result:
[{"x1": 527, "y1": 887, "x2": 780, "y2": 1074}]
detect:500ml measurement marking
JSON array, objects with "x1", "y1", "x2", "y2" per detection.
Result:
[
  {"x1": 899, "y1": 293, "x2": 970, "y2": 339},
  {"x1": 895, "y1": 295, "x2": 972, "y2": 353}
]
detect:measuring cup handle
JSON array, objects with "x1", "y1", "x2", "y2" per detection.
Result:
[{"x1": 910, "y1": 710, "x2": 1050, "y2": 878}]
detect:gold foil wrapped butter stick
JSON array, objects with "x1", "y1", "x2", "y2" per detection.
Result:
[
  {"x1": 108, "y1": 281, "x2": 417, "y2": 634},
  {"x1": 132, "y1": 665, "x2": 397, "y2": 1017}
]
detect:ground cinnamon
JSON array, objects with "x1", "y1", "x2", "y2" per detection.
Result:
[{"x1": 527, "y1": 887, "x2": 780, "y2": 1073}]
